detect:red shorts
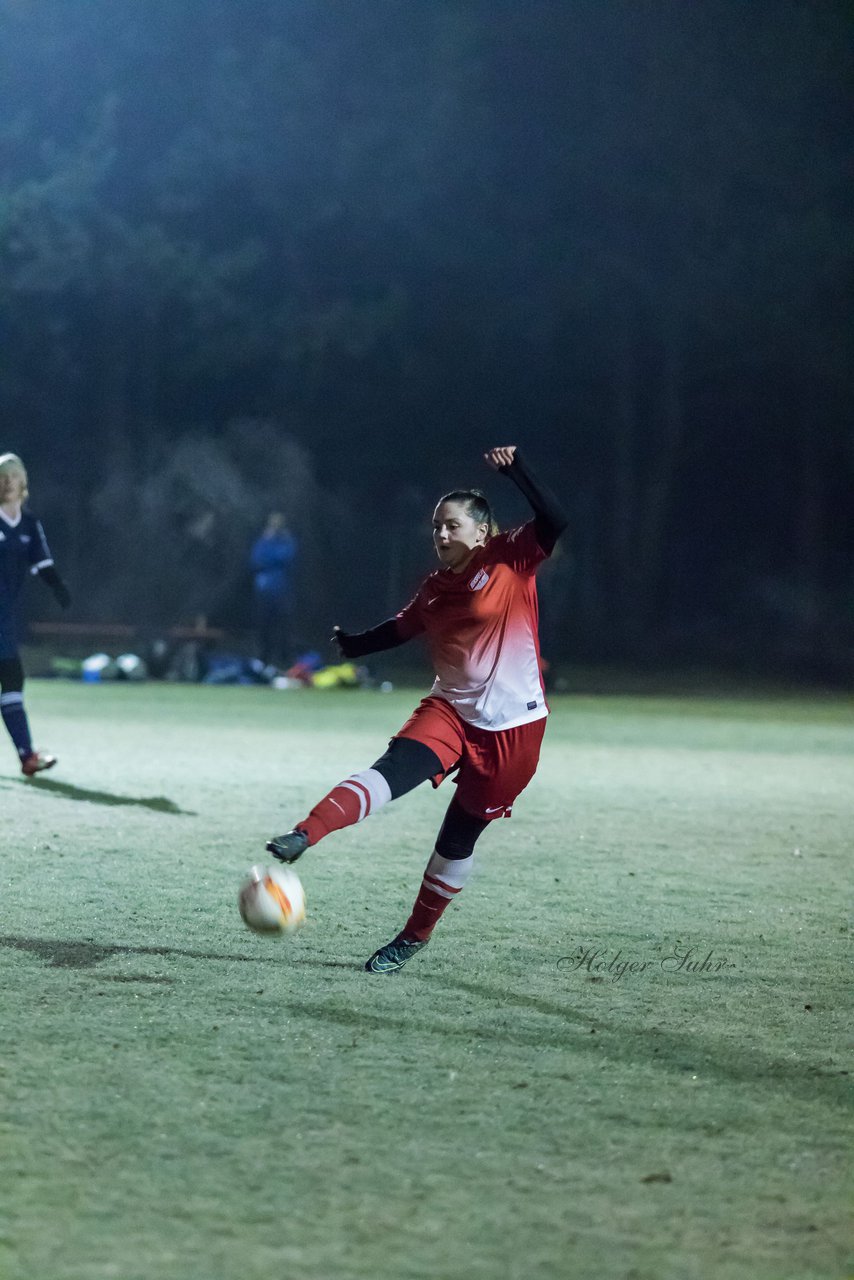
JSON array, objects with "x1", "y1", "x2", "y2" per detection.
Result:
[{"x1": 395, "y1": 696, "x2": 547, "y2": 821}]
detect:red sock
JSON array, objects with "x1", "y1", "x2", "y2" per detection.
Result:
[
  {"x1": 404, "y1": 851, "x2": 474, "y2": 941},
  {"x1": 299, "y1": 768, "x2": 391, "y2": 846}
]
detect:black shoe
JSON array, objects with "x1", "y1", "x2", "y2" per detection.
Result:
[
  {"x1": 265, "y1": 829, "x2": 309, "y2": 864},
  {"x1": 365, "y1": 932, "x2": 429, "y2": 974}
]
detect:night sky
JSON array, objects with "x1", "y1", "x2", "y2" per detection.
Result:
[{"x1": 2, "y1": 1, "x2": 852, "y2": 673}]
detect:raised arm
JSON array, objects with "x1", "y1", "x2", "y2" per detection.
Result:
[{"x1": 484, "y1": 445, "x2": 567, "y2": 555}]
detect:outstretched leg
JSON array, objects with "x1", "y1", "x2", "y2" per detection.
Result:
[
  {"x1": 365, "y1": 796, "x2": 489, "y2": 973},
  {"x1": 266, "y1": 737, "x2": 443, "y2": 863}
]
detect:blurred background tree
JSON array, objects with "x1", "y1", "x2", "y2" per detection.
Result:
[{"x1": 1, "y1": 0, "x2": 851, "y2": 674}]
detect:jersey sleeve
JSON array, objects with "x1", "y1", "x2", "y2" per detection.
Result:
[
  {"x1": 501, "y1": 452, "x2": 567, "y2": 555},
  {"x1": 394, "y1": 585, "x2": 428, "y2": 640},
  {"x1": 489, "y1": 521, "x2": 548, "y2": 575},
  {"x1": 28, "y1": 517, "x2": 55, "y2": 573}
]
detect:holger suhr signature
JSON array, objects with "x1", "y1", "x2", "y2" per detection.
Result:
[{"x1": 557, "y1": 944, "x2": 736, "y2": 981}]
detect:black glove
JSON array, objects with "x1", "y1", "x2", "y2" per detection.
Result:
[{"x1": 331, "y1": 626, "x2": 358, "y2": 659}]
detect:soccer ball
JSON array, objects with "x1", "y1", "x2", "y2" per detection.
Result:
[{"x1": 238, "y1": 864, "x2": 306, "y2": 935}]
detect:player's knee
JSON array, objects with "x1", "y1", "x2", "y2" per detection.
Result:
[
  {"x1": 435, "y1": 830, "x2": 477, "y2": 860},
  {"x1": 436, "y1": 800, "x2": 489, "y2": 860},
  {"x1": 371, "y1": 736, "x2": 442, "y2": 801}
]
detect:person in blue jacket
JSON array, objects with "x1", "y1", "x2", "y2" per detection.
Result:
[
  {"x1": 0, "y1": 453, "x2": 71, "y2": 775},
  {"x1": 249, "y1": 511, "x2": 297, "y2": 666}
]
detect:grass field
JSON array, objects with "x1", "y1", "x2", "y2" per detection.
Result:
[{"x1": 1, "y1": 681, "x2": 852, "y2": 1280}]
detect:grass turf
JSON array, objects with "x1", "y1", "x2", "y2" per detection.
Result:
[{"x1": 0, "y1": 681, "x2": 851, "y2": 1280}]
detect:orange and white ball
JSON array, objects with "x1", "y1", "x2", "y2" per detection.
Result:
[{"x1": 238, "y1": 865, "x2": 306, "y2": 935}]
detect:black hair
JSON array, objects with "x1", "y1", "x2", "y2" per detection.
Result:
[{"x1": 438, "y1": 488, "x2": 499, "y2": 537}]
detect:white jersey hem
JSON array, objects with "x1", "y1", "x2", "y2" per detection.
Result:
[{"x1": 431, "y1": 689, "x2": 548, "y2": 732}]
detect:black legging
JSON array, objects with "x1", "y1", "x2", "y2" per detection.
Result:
[
  {"x1": 371, "y1": 736, "x2": 489, "y2": 860},
  {"x1": 0, "y1": 657, "x2": 24, "y2": 695}
]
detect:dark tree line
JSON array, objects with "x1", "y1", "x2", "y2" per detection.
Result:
[{"x1": 1, "y1": 0, "x2": 852, "y2": 673}]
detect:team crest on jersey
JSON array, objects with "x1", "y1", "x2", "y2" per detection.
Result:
[
  {"x1": 20, "y1": 534, "x2": 30, "y2": 544},
  {"x1": 0, "y1": 531, "x2": 5, "y2": 541},
  {"x1": 468, "y1": 568, "x2": 489, "y2": 591}
]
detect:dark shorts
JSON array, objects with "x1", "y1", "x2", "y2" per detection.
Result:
[{"x1": 394, "y1": 695, "x2": 547, "y2": 821}]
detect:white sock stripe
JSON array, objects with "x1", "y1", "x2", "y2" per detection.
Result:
[
  {"x1": 422, "y1": 850, "x2": 475, "y2": 894},
  {"x1": 338, "y1": 781, "x2": 369, "y2": 821},
  {"x1": 423, "y1": 873, "x2": 463, "y2": 901},
  {"x1": 0, "y1": 693, "x2": 24, "y2": 707},
  {"x1": 337, "y1": 768, "x2": 393, "y2": 823},
  {"x1": 349, "y1": 768, "x2": 392, "y2": 812}
]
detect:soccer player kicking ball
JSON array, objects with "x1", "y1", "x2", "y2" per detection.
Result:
[
  {"x1": 266, "y1": 446, "x2": 566, "y2": 972},
  {"x1": 0, "y1": 453, "x2": 71, "y2": 775}
]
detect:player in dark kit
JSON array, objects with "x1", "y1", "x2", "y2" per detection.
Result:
[
  {"x1": 265, "y1": 446, "x2": 567, "y2": 973},
  {"x1": 0, "y1": 453, "x2": 71, "y2": 775}
]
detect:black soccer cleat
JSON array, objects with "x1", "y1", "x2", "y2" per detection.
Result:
[
  {"x1": 365, "y1": 932, "x2": 429, "y2": 974},
  {"x1": 265, "y1": 828, "x2": 309, "y2": 864}
]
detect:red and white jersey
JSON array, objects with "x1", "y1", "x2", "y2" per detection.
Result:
[{"x1": 395, "y1": 520, "x2": 549, "y2": 731}]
